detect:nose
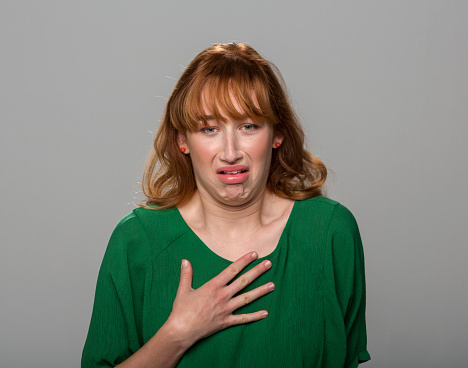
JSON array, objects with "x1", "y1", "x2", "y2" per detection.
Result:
[{"x1": 219, "y1": 131, "x2": 242, "y2": 163}]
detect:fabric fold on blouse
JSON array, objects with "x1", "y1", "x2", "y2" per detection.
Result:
[{"x1": 82, "y1": 196, "x2": 370, "y2": 367}]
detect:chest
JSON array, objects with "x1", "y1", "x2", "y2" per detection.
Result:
[
  {"x1": 143, "y1": 233, "x2": 327, "y2": 367},
  {"x1": 199, "y1": 224, "x2": 285, "y2": 261}
]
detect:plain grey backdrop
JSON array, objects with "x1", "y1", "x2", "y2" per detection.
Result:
[{"x1": 1, "y1": 1, "x2": 467, "y2": 367}]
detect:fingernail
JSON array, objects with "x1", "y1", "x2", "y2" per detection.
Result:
[
  {"x1": 251, "y1": 252, "x2": 258, "y2": 259},
  {"x1": 264, "y1": 260, "x2": 272, "y2": 268},
  {"x1": 262, "y1": 311, "x2": 268, "y2": 318},
  {"x1": 181, "y1": 259, "x2": 188, "y2": 268},
  {"x1": 268, "y1": 283, "x2": 275, "y2": 291}
]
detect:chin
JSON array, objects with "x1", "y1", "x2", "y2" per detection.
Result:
[
  {"x1": 220, "y1": 195, "x2": 249, "y2": 206},
  {"x1": 218, "y1": 186, "x2": 261, "y2": 206}
]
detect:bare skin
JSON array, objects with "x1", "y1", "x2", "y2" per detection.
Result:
[{"x1": 178, "y1": 189, "x2": 294, "y2": 261}]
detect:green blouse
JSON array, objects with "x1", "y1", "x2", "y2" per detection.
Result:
[{"x1": 82, "y1": 196, "x2": 370, "y2": 367}]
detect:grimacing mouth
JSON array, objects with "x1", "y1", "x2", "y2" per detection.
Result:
[{"x1": 219, "y1": 169, "x2": 248, "y2": 174}]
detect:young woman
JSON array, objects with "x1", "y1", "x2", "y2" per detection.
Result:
[{"x1": 82, "y1": 43, "x2": 370, "y2": 368}]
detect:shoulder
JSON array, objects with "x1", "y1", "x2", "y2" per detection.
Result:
[
  {"x1": 107, "y1": 211, "x2": 145, "y2": 253},
  {"x1": 319, "y1": 200, "x2": 364, "y2": 267},
  {"x1": 112, "y1": 205, "x2": 184, "y2": 239},
  {"x1": 289, "y1": 196, "x2": 360, "y2": 244},
  {"x1": 102, "y1": 211, "x2": 150, "y2": 274},
  {"x1": 328, "y1": 201, "x2": 360, "y2": 239},
  {"x1": 295, "y1": 195, "x2": 339, "y2": 213},
  {"x1": 296, "y1": 196, "x2": 358, "y2": 230},
  {"x1": 107, "y1": 206, "x2": 190, "y2": 264},
  {"x1": 132, "y1": 205, "x2": 189, "y2": 246}
]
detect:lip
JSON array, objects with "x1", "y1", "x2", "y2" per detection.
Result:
[{"x1": 216, "y1": 165, "x2": 249, "y2": 184}]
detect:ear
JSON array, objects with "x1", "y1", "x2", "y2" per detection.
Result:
[
  {"x1": 178, "y1": 132, "x2": 190, "y2": 154},
  {"x1": 272, "y1": 134, "x2": 284, "y2": 149}
]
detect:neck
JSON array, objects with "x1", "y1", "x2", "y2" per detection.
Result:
[
  {"x1": 177, "y1": 188, "x2": 295, "y2": 260},
  {"x1": 180, "y1": 188, "x2": 280, "y2": 238}
]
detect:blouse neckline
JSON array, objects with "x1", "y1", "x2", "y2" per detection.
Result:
[{"x1": 174, "y1": 201, "x2": 297, "y2": 265}]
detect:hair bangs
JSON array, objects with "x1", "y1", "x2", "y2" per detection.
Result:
[
  {"x1": 183, "y1": 66, "x2": 275, "y2": 130},
  {"x1": 142, "y1": 43, "x2": 327, "y2": 209}
]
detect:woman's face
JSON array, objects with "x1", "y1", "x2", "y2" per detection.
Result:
[{"x1": 179, "y1": 97, "x2": 282, "y2": 207}]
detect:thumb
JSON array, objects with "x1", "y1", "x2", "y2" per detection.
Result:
[{"x1": 177, "y1": 259, "x2": 193, "y2": 295}]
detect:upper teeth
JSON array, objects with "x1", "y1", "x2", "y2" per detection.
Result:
[{"x1": 223, "y1": 170, "x2": 244, "y2": 174}]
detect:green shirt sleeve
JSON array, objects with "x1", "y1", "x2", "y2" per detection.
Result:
[
  {"x1": 82, "y1": 213, "x2": 150, "y2": 367},
  {"x1": 324, "y1": 204, "x2": 371, "y2": 367}
]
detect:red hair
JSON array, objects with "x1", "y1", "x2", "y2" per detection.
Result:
[{"x1": 141, "y1": 43, "x2": 327, "y2": 209}]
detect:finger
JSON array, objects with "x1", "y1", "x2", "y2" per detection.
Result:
[
  {"x1": 226, "y1": 310, "x2": 269, "y2": 326},
  {"x1": 226, "y1": 260, "x2": 272, "y2": 296},
  {"x1": 212, "y1": 251, "x2": 258, "y2": 287},
  {"x1": 176, "y1": 259, "x2": 193, "y2": 295},
  {"x1": 228, "y1": 282, "x2": 275, "y2": 311}
]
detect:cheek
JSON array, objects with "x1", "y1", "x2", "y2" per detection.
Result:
[
  {"x1": 187, "y1": 140, "x2": 216, "y2": 172},
  {"x1": 244, "y1": 144, "x2": 273, "y2": 176},
  {"x1": 248, "y1": 136, "x2": 273, "y2": 159}
]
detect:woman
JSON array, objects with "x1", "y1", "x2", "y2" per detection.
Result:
[{"x1": 82, "y1": 43, "x2": 370, "y2": 368}]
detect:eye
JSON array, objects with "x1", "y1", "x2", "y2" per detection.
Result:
[
  {"x1": 241, "y1": 124, "x2": 259, "y2": 131},
  {"x1": 200, "y1": 126, "x2": 218, "y2": 134}
]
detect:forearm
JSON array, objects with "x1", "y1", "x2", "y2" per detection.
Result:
[{"x1": 116, "y1": 320, "x2": 192, "y2": 368}]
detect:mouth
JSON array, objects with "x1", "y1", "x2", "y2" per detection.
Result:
[
  {"x1": 216, "y1": 165, "x2": 249, "y2": 175},
  {"x1": 218, "y1": 169, "x2": 248, "y2": 175},
  {"x1": 216, "y1": 166, "x2": 249, "y2": 184}
]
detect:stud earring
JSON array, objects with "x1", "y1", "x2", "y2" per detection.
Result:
[
  {"x1": 180, "y1": 147, "x2": 186, "y2": 153},
  {"x1": 275, "y1": 142, "x2": 281, "y2": 148}
]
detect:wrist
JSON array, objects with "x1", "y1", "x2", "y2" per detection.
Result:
[{"x1": 162, "y1": 315, "x2": 197, "y2": 350}]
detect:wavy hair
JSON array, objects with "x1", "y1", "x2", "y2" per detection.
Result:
[{"x1": 141, "y1": 43, "x2": 327, "y2": 209}]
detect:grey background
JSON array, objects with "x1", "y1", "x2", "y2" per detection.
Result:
[{"x1": 1, "y1": 1, "x2": 467, "y2": 367}]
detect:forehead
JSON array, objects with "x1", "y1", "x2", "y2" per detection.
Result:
[
  {"x1": 200, "y1": 89, "x2": 254, "y2": 117},
  {"x1": 196, "y1": 83, "x2": 263, "y2": 123},
  {"x1": 177, "y1": 75, "x2": 275, "y2": 132}
]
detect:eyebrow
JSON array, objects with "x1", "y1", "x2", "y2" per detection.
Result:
[
  {"x1": 199, "y1": 113, "x2": 250, "y2": 121},
  {"x1": 199, "y1": 115, "x2": 215, "y2": 121}
]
